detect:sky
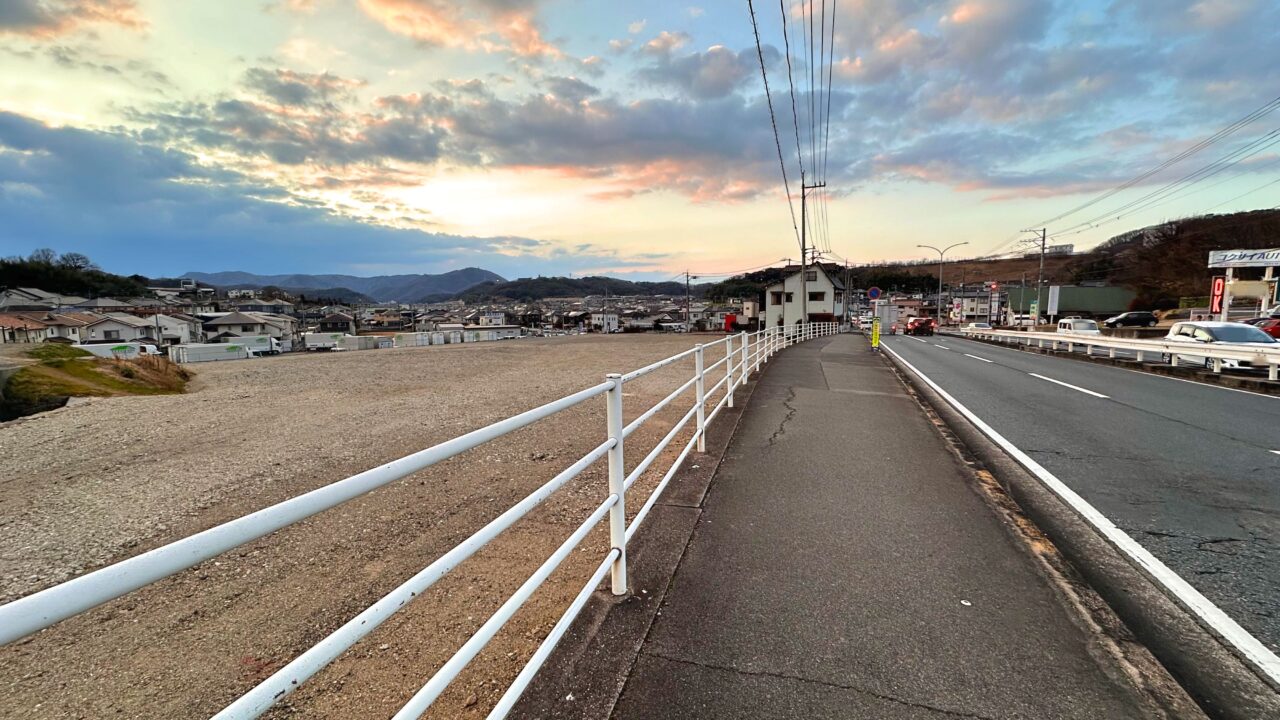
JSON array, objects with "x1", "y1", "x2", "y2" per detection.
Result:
[{"x1": 1, "y1": 0, "x2": 1278, "y2": 280}]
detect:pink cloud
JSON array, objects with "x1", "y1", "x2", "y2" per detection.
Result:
[
  {"x1": 0, "y1": 0, "x2": 144, "y2": 38},
  {"x1": 356, "y1": 0, "x2": 561, "y2": 58}
]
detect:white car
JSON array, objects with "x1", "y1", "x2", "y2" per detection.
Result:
[
  {"x1": 1164, "y1": 321, "x2": 1278, "y2": 369},
  {"x1": 964, "y1": 322, "x2": 992, "y2": 331},
  {"x1": 1056, "y1": 318, "x2": 1101, "y2": 335}
]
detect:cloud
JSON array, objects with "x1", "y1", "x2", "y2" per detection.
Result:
[
  {"x1": 627, "y1": 19, "x2": 645, "y2": 34},
  {"x1": 242, "y1": 67, "x2": 365, "y2": 108},
  {"x1": 0, "y1": 111, "x2": 663, "y2": 276},
  {"x1": 637, "y1": 44, "x2": 770, "y2": 100},
  {"x1": 641, "y1": 30, "x2": 691, "y2": 56},
  {"x1": 0, "y1": 0, "x2": 143, "y2": 38},
  {"x1": 355, "y1": 0, "x2": 561, "y2": 58}
]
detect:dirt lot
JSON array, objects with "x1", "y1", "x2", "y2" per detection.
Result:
[{"x1": 0, "y1": 333, "x2": 743, "y2": 719}]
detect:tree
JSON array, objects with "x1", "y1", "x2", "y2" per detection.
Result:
[
  {"x1": 57, "y1": 252, "x2": 96, "y2": 271},
  {"x1": 28, "y1": 248, "x2": 56, "y2": 264}
]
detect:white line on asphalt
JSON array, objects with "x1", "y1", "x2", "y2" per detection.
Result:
[
  {"x1": 1028, "y1": 373, "x2": 1110, "y2": 398},
  {"x1": 963, "y1": 353, "x2": 993, "y2": 363},
  {"x1": 1272, "y1": 450, "x2": 1280, "y2": 456},
  {"x1": 910, "y1": 337, "x2": 928, "y2": 343},
  {"x1": 934, "y1": 345, "x2": 951, "y2": 350},
  {"x1": 879, "y1": 343, "x2": 1280, "y2": 685}
]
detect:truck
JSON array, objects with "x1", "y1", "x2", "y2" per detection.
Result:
[
  {"x1": 303, "y1": 332, "x2": 347, "y2": 351},
  {"x1": 168, "y1": 343, "x2": 251, "y2": 363},
  {"x1": 78, "y1": 342, "x2": 162, "y2": 359},
  {"x1": 226, "y1": 335, "x2": 284, "y2": 355}
]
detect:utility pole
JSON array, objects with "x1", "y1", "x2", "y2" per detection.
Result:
[
  {"x1": 1027, "y1": 228, "x2": 1047, "y2": 326},
  {"x1": 800, "y1": 180, "x2": 825, "y2": 327},
  {"x1": 918, "y1": 242, "x2": 968, "y2": 325}
]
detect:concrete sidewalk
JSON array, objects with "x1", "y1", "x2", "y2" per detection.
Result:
[{"x1": 607, "y1": 334, "x2": 1192, "y2": 719}]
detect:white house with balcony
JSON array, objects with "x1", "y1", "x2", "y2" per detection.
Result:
[{"x1": 763, "y1": 266, "x2": 846, "y2": 327}]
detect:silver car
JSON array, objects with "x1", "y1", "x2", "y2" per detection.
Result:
[{"x1": 1164, "y1": 321, "x2": 1277, "y2": 368}]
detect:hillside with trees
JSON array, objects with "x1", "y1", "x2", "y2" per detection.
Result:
[
  {"x1": 0, "y1": 249, "x2": 150, "y2": 298},
  {"x1": 456, "y1": 276, "x2": 705, "y2": 302}
]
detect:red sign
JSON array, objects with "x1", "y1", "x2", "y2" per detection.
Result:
[{"x1": 1209, "y1": 276, "x2": 1226, "y2": 314}]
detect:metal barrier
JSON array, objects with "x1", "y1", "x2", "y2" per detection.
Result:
[
  {"x1": 0, "y1": 321, "x2": 840, "y2": 719},
  {"x1": 957, "y1": 328, "x2": 1280, "y2": 380}
]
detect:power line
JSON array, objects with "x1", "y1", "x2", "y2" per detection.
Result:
[
  {"x1": 747, "y1": 0, "x2": 802, "y2": 250},
  {"x1": 1029, "y1": 93, "x2": 1280, "y2": 230},
  {"x1": 778, "y1": 0, "x2": 806, "y2": 186},
  {"x1": 1203, "y1": 176, "x2": 1280, "y2": 213},
  {"x1": 1050, "y1": 128, "x2": 1280, "y2": 239}
]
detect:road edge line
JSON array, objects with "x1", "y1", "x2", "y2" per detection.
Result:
[{"x1": 881, "y1": 342, "x2": 1280, "y2": 720}]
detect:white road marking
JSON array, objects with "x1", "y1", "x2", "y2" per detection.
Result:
[
  {"x1": 879, "y1": 343, "x2": 1280, "y2": 685},
  {"x1": 963, "y1": 353, "x2": 993, "y2": 363},
  {"x1": 934, "y1": 345, "x2": 951, "y2": 351},
  {"x1": 909, "y1": 337, "x2": 928, "y2": 343},
  {"x1": 1028, "y1": 373, "x2": 1110, "y2": 398},
  {"x1": 1272, "y1": 450, "x2": 1280, "y2": 456}
]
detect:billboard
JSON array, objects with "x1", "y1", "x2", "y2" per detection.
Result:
[
  {"x1": 1209, "y1": 276, "x2": 1226, "y2": 314},
  {"x1": 1207, "y1": 248, "x2": 1280, "y2": 268}
]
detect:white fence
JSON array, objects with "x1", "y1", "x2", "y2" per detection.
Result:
[
  {"x1": 957, "y1": 328, "x2": 1280, "y2": 380},
  {"x1": 0, "y1": 322, "x2": 840, "y2": 719}
]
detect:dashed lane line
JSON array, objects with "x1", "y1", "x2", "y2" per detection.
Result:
[
  {"x1": 1028, "y1": 372, "x2": 1110, "y2": 399},
  {"x1": 963, "y1": 353, "x2": 994, "y2": 363}
]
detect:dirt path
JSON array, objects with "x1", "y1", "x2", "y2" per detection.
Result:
[{"x1": 0, "y1": 333, "x2": 737, "y2": 718}]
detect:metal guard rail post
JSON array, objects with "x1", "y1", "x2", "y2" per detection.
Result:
[{"x1": 0, "y1": 321, "x2": 837, "y2": 720}]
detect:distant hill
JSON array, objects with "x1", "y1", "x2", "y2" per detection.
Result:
[
  {"x1": 1064, "y1": 209, "x2": 1280, "y2": 308},
  {"x1": 184, "y1": 268, "x2": 504, "y2": 303},
  {"x1": 456, "y1": 276, "x2": 707, "y2": 302}
]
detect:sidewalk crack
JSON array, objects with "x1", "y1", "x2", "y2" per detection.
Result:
[
  {"x1": 645, "y1": 652, "x2": 997, "y2": 719},
  {"x1": 766, "y1": 386, "x2": 798, "y2": 446}
]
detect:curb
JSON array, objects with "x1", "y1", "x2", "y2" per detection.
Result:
[{"x1": 881, "y1": 348, "x2": 1280, "y2": 720}]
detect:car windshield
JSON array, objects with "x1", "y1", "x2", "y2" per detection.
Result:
[{"x1": 1210, "y1": 325, "x2": 1277, "y2": 343}]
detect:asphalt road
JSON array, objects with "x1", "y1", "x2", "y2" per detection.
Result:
[{"x1": 880, "y1": 332, "x2": 1280, "y2": 657}]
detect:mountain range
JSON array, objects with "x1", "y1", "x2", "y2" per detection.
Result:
[{"x1": 182, "y1": 268, "x2": 504, "y2": 303}]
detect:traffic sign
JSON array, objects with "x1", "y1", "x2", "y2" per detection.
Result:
[{"x1": 867, "y1": 287, "x2": 882, "y2": 300}]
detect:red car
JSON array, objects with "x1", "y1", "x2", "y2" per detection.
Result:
[{"x1": 1243, "y1": 317, "x2": 1280, "y2": 339}]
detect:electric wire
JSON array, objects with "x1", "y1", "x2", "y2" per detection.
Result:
[{"x1": 747, "y1": 0, "x2": 802, "y2": 250}]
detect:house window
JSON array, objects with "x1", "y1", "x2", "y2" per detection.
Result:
[
  {"x1": 805, "y1": 270, "x2": 817, "y2": 281},
  {"x1": 771, "y1": 291, "x2": 784, "y2": 306},
  {"x1": 835, "y1": 292, "x2": 843, "y2": 304},
  {"x1": 241, "y1": 325, "x2": 256, "y2": 332},
  {"x1": 785, "y1": 292, "x2": 794, "y2": 303},
  {"x1": 809, "y1": 292, "x2": 825, "y2": 302},
  {"x1": 104, "y1": 330, "x2": 120, "y2": 340}
]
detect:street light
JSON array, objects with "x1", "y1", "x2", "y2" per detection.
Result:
[{"x1": 918, "y1": 242, "x2": 968, "y2": 325}]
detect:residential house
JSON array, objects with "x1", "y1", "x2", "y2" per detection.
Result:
[
  {"x1": 231, "y1": 297, "x2": 295, "y2": 315},
  {"x1": 479, "y1": 311, "x2": 509, "y2": 326},
  {"x1": 202, "y1": 311, "x2": 271, "y2": 340},
  {"x1": 763, "y1": 266, "x2": 847, "y2": 327},
  {"x1": 75, "y1": 297, "x2": 136, "y2": 313},
  {"x1": 318, "y1": 312, "x2": 356, "y2": 334},
  {"x1": 0, "y1": 314, "x2": 49, "y2": 343},
  {"x1": 153, "y1": 313, "x2": 204, "y2": 345},
  {"x1": 589, "y1": 312, "x2": 619, "y2": 332},
  {"x1": 83, "y1": 313, "x2": 155, "y2": 343},
  {"x1": 24, "y1": 311, "x2": 98, "y2": 343},
  {"x1": 0, "y1": 287, "x2": 88, "y2": 311}
]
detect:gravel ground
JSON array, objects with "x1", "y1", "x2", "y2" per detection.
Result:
[{"x1": 0, "y1": 333, "x2": 746, "y2": 719}]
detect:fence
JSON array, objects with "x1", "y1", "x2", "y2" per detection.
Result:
[
  {"x1": 956, "y1": 327, "x2": 1280, "y2": 380},
  {"x1": 0, "y1": 321, "x2": 840, "y2": 719}
]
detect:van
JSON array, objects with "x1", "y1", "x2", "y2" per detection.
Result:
[{"x1": 1056, "y1": 318, "x2": 1100, "y2": 335}]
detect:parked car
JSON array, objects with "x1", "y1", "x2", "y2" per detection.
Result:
[
  {"x1": 1103, "y1": 311, "x2": 1158, "y2": 328},
  {"x1": 1164, "y1": 321, "x2": 1278, "y2": 368},
  {"x1": 1242, "y1": 317, "x2": 1280, "y2": 339},
  {"x1": 1056, "y1": 318, "x2": 1101, "y2": 335},
  {"x1": 1007, "y1": 314, "x2": 1036, "y2": 327},
  {"x1": 964, "y1": 322, "x2": 992, "y2": 331},
  {"x1": 905, "y1": 317, "x2": 936, "y2": 336}
]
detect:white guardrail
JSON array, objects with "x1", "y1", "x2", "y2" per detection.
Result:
[
  {"x1": 956, "y1": 328, "x2": 1280, "y2": 380},
  {"x1": 0, "y1": 321, "x2": 840, "y2": 719}
]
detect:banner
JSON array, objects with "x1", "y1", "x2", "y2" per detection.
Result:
[{"x1": 1208, "y1": 248, "x2": 1280, "y2": 268}]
